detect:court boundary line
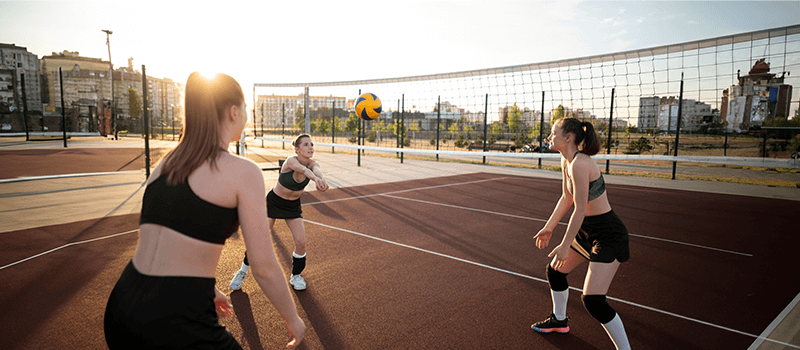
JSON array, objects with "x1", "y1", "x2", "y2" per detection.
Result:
[
  {"x1": 0, "y1": 229, "x2": 139, "y2": 271},
  {"x1": 748, "y1": 291, "x2": 800, "y2": 349},
  {"x1": 379, "y1": 194, "x2": 753, "y2": 257},
  {"x1": 304, "y1": 175, "x2": 753, "y2": 257},
  {"x1": 305, "y1": 219, "x2": 798, "y2": 348}
]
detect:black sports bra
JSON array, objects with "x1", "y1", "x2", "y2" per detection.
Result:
[
  {"x1": 277, "y1": 161, "x2": 311, "y2": 191},
  {"x1": 140, "y1": 175, "x2": 239, "y2": 244},
  {"x1": 567, "y1": 151, "x2": 607, "y2": 201}
]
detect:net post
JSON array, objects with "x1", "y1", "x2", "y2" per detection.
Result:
[
  {"x1": 21, "y1": 73, "x2": 30, "y2": 141},
  {"x1": 436, "y1": 96, "x2": 441, "y2": 161},
  {"x1": 672, "y1": 73, "x2": 684, "y2": 180},
  {"x1": 483, "y1": 93, "x2": 488, "y2": 164},
  {"x1": 606, "y1": 88, "x2": 615, "y2": 174},
  {"x1": 143, "y1": 65, "x2": 150, "y2": 179},
  {"x1": 539, "y1": 91, "x2": 544, "y2": 168},
  {"x1": 331, "y1": 100, "x2": 335, "y2": 153},
  {"x1": 400, "y1": 93, "x2": 404, "y2": 164},
  {"x1": 58, "y1": 67, "x2": 67, "y2": 148}
]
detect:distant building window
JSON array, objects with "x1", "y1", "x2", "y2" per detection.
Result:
[{"x1": 17, "y1": 63, "x2": 22, "y2": 67}]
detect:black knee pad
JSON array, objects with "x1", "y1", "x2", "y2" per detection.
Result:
[
  {"x1": 292, "y1": 256, "x2": 306, "y2": 275},
  {"x1": 546, "y1": 265, "x2": 569, "y2": 292},
  {"x1": 581, "y1": 294, "x2": 616, "y2": 324}
]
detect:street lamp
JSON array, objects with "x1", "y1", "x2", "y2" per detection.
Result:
[{"x1": 102, "y1": 29, "x2": 116, "y2": 139}]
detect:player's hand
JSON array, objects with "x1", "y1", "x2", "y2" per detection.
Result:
[
  {"x1": 285, "y1": 316, "x2": 306, "y2": 348},
  {"x1": 316, "y1": 178, "x2": 329, "y2": 192},
  {"x1": 547, "y1": 243, "x2": 571, "y2": 270},
  {"x1": 214, "y1": 288, "x2": 233, "y2": 317},
  {"x1": 534, "y1": 228, "x2": 553, "y2": 250}
]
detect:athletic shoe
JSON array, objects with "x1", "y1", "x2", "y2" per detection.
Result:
[
  {"x1": 531, "y1": 313, "x2": 570, "y2": 333},
  {"x1": 290, "y1": 275, "x2": 306, "y2": 291},
  {"x1": 229, "y1": 270, "x2": 247, "y2": 291}
]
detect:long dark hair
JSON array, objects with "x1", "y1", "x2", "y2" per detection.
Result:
[
  {"x1": 556, "y1": 117, "x2": 601, "y2": 156},
  {"x1": 160, "y1": 72, "x2": 244, "y2": 185}
]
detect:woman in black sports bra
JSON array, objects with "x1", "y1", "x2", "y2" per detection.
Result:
[
  {"x1": 530, "y1": 117, "x2": 631, "y2": 349},
  {"x1": 229, "y1": 133, "x2": 329, "y2": 292},
  {"x1": 104, "y1": 72, "x2": 305, "y2": 349}
]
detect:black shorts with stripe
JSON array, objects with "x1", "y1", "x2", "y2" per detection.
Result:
[{"x1": 570, "y1": 210, "x2": 630, "y2": 263}]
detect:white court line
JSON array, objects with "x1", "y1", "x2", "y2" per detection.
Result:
[
  {"x1": 0, "y1": 229, "x2": 139, "y2": 270},
  {"x1": 748, "y1": 291, "x2": 800, "y2": 349},
  {"x1": 305, "y1": 219, "x2": 799, "y2": 349},
  {"x1": 379, "y1": 194, "x2": 753, "y2": 257}
]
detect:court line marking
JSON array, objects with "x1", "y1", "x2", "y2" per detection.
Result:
[
  {"x1": 0, "y1": 229, "x2": 139, "y2": 271},
  {"x1": 748, "y1": 291, "x2": 800, "y2": 349},
  {"x1": 305, "y1": 219, "x2": 798, "y2": 349},
  {"x1": 379, "y1": 194, "x2": 753, "y2": 257},
  {"x1": 304, "y1": 175, "x2": 752, "y2": 257}
]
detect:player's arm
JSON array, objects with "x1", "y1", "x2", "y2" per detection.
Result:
[
  {"x1": 559, "y1": 159, "x2": 590, "y2": 247},
  {"x1": 542, "y1": 157, "x2": 574, "y2": 232},
  {"x1": 308, "y1": 160, "x2": 329, "y2": 191},
  {"x1": 235, "y1": 161, "x2": 305, "y2": 346}
]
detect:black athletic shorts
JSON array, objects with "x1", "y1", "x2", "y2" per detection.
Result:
[
  {"x1": 267, "y1": 189, "x2": 302, "y2": 219},
  {"x1": 104, "y1": 261, "x2": 242, "y2": 350},
  {"x1": 570, "y1": 210, "x2": 630, "y2": 263}
]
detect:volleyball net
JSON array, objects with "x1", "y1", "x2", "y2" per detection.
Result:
[{"x1": 252, "y1": 25, "x2": 800, "y2": 171}]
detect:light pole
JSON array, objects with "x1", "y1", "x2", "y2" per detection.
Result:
[{"x1": 102, "y1": 29, "x2": 116, "y2": 140}]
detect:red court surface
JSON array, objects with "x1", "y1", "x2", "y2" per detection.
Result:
[{"x1": 1, "y1": 172, "x2": 797, "y2": 349}]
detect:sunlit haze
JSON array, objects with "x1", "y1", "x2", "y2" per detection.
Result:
[{"x1": 2, "y1": 0, "x2": 798, "y2": 99}]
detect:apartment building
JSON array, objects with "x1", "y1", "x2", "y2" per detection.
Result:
[{"x1": 0, "y1": 43, "x2": 43, "y2": 113}]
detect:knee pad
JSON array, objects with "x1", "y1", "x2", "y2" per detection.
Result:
[
  {"x1": 581, "y1": 294, "x2": 616, "y2": 324},
  {"x1": 292, "y1": 253, "x2": 306, "y2": 275},
  {"x1": 546, "y1": 265, "x2": 569, "y2": 292}
]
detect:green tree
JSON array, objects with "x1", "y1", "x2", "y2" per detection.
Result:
[
  {"x1": 345, "y1": 113, "x2": 359, "y2": 132},
  {"x1": 128, "y1": 87, "x2": 142, "y2": 119},
  {"x1": 490, "y1": 121, "x2": 504, "y2": 138},
  {"x1": 447, "y1": 123, "x2": 459, "y2": 138},
  {"x1": 624, "y1": 137, "x2": 654, "y2": 154},
  {"x1": 552, "y1": 105, "x2": 565, "y2": 123},
  {"x1": 332, "y1": 116, "x2": 344, "y2": 133},
  {"x1": 507, "y1": 104, "x2": 523, "y2": 132},
  {"x1": 317, "y1": 118, "x2": 330, "y2": 134}
]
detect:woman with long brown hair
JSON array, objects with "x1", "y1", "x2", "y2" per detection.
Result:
[
  {"x1": 104, "y1": 72, "x2": 305, "y2": 349},
  {"x1": 531, "y1": 117, "x2": 631, "y2": 349}
]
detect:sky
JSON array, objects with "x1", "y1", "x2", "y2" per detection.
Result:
[{"x1": 1, "y1": 0, "x2": 799, "y2": 97}]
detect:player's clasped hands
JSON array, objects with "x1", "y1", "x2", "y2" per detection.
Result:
[{"x1": 316, "y1": 178, "x2": 329, "y2": 192}]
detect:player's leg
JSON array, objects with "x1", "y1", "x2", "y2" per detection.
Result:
[
  {"x1": 583, "y1": 260, "x2": 630, "y2": 350},
  {"x1": 285, "y1": 218, "x2": 307, "y2": 290},
  {"x1": 532, "y1": 249, "x2": 586, "y2": 333},
  {"x1": 230, "y1": 219, "x2": 277, "y2": 291}
]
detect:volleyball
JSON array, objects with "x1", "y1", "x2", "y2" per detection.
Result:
[{"x1": 355, "y1": 93, "x2": 382, "y2": 120}]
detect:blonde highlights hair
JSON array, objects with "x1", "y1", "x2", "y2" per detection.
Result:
[{"x1": 160, "y1": 72, "x2": 244, "y2": 185}]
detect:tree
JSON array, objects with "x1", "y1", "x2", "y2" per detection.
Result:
[
  {"x1": 345, "y1": 113, "x2": 359, "y2": 132},
  {"x1": 317, "y1": 118, "x2": 330, "y2": 134},
  {"x1": 447, "y1": 123, "x2": 459, "y2": 139},
  {"x1": 490, "y1": 121, "x2": 504, "y2": 138},
  {"x1": 624, "y1": 137, "x2": 654, "y2": 154},
  {"x1": 128, "y1": 87, "x2": 142, "y2": 119},
  {"x1": 552, "y1": 105, "x2": 565, "y2": 123},
  {"x1": 507, "y1": 104, "x2": 523, "y2": 132}
]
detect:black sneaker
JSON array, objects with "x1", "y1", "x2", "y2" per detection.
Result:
[{"x1": 531, "y1": 313, "x2": 570, "y2": 333}]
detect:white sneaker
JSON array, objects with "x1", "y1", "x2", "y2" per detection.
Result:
[
  {"x1": 289, "y1": 275, "x2": 306, "y2": 291},
  {"x1": 229, "y1": 270, "x2": 247, "y2": 290}
]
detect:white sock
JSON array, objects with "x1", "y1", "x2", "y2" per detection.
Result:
[
  {"x1": 602, "y1": 314, "x2": 631, "y2": 350},
  {"x1": 551, "y1": 289, "x2": 569, "y2": 320},
  {"x1": 293, "y1": 252, "x2": 306, "y2": 259},
  {"x1": 240, "y1": 262, "x2": 249, "y2": 273}
]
